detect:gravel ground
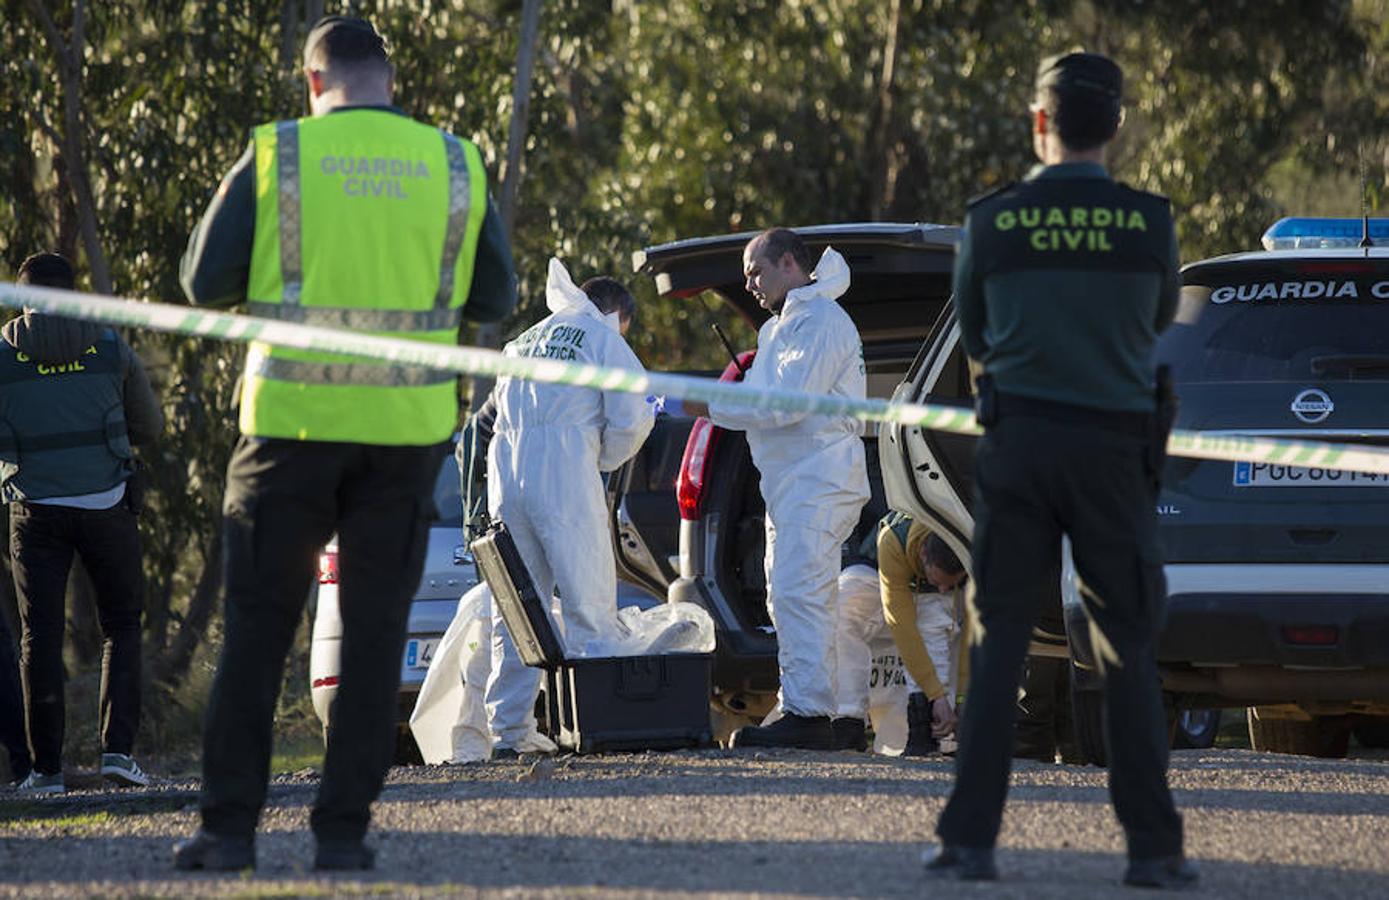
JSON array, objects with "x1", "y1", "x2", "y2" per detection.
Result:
[{"x1": 2, "y1": 747, "x2": 1387, "y2": 898}]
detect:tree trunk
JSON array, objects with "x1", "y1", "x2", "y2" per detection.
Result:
[
  {"x1": 151, "y1": 534, "x2": 223, "y2": 691},
  {"x1": 280, "y1": 0, "x2": 327, "y2": 101},
  {"x1": 26, "y1": 0, "x2": 114, "y2": 294},
  {"x1": 867, "y1": 0, "x2": 903, "y2": 219},
  {"x1": 473, "y1": 0, "x2": 545, "y2": 397},
  {"x1": 53, "y1": 151, "x2": 82, "y2": 263},
  {"x1": 142, "y1": 536, "x2": 179, "y2": 656},
  {"x1": 279, "y1": 0, "x2": 302, "y2": 83},
  {"x1": 498, "y1": 0, "x2": 544, "y2": 245}
]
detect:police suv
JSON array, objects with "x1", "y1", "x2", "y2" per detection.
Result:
[{"x1": 883, "y1": 216, "x2": 1389, "y2": 759}]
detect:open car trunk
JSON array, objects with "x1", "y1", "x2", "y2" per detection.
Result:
[{"x1": 616, "y1": 223, "x2": 959, "y2": 697}]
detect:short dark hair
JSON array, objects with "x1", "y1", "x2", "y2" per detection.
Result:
[
  {"x1": 923, "y1": 534, "x2": 965, "y2": 576},
  {"x1": 16, "y1": 252, "x2": 75, "y2": 290},
  {"x1": 303, "y1": 16, "x2": 390, "y2": 73},
  {"x1": 580, "y1": 276, "x2": 636, "y2": 323},
  {"x1": 753, "y1": 228, "x2": 814, "y2": 275},
  {"x1": 1037, "y1": 85, "x2": 1121, "y2": 153}
]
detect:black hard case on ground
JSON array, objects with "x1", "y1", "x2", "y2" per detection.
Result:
[{"x1": 471, "y1": 522, "x2": 714, "y2": 754}]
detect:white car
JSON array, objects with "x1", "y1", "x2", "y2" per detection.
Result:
[{"x1": 309, "y1": 446, "x2": 481, "y2": 762}]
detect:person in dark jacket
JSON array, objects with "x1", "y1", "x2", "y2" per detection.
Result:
[
  {"x1": 925, "y1": 53, "x2": 1195, "y2": 890},
  {"x1": 1, "y1": 252, "x2": 163, "y2": 794}
]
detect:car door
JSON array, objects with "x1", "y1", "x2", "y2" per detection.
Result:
[
  {"x1": 879, "y1": 305, "x2": 977, "y2": 561},
  {"x1": 882, "y1": 306, "x2": 1078, "y2": 638},
  {"x1": 607, "y1": 408, "x2": 698, "y2": 598}
]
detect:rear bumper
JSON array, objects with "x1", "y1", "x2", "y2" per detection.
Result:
[
  {"x1": 1159, "y1": 592, "x2": 1389, "y2": 670},
  {"x1": 668, "y1": 575, "x2": 778, "y2": 695}
]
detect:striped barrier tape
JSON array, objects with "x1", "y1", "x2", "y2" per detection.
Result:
[{"x1": 3, "y1": 280, "x2": 1389, "y2": 476}]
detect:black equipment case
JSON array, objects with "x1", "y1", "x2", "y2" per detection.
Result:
[{"x1": 471, "y1": 522, "x2": 714, "y2": 754}]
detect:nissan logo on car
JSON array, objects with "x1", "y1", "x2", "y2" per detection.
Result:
[{"x1": 1290, "y1": 388, "x2": 1334, "y2": 424}]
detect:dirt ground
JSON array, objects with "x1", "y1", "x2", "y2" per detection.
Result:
[{"x1": 2, "y1": 747, "x2": 1388, "y2": 898}]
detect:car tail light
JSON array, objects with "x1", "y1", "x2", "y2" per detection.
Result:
[
  {"x1": 677, "y1": 418, "x2": 720, "y2": 520},
  {"x1": 675, "y1": 350, "x2": 754, "y2": 521},
  {"x1": 1281, "y1": 625, "x2": 1339, "y2": 646},
  {"x1": 318, "y1": 549, "x2": 339, "y2": 585}
]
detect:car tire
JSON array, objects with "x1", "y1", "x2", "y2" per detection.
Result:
[
  {"x1": 1171, "y1": 708, "x2": 1222, "y2": 750},
  {"x1": 1069, "y1": 673, "x2": 1107, "y2": 767},
  {"x1": 1247, "y1": 709, "x2": 1351, "y2": 758},
  {"x1": 1070, "y1": 676, "x2": 1223, "y2": 765},
  {"x1": 1352, "y1": 717, "x2": 1389, "y2": 749}
]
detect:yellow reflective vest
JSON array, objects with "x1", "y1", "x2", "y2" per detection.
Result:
[{"x1": 243, "y1": 109, "x2": 486, "y2": 445}]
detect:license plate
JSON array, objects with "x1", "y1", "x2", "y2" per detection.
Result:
[
  {"x1": 405, "y1": 638, "x2": 440, "y2": 670},
  {"x1": 1232, "y1": 461, "x2": 1389, "y2": 487}
]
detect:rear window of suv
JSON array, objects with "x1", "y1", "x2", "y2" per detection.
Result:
[{"x1": 1157, "y1": 261, "x2": 1389, "y2": 383}]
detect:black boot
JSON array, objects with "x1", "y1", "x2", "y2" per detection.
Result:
[
  {"x1": 315, "y1": 839, "x2": 376, "y2": 871},
  {"x1": 903, "y1": 691, "x2": 940, "y2": 756},
  {"x1": 1123, "y1": 855, "x2": 1199, "y2": 890},
  {"x1": 172, "y1": 830, "x2": 256, "y2": 872},
  {"x1": 831, "y1": 717, "x2": 868, "y2": 751},
  {"x1": 731, "y1": 713, "x2": 834, "y2": 750},
  {"x1": 922, "y1": 843, "x2": 998, "y2": 881}
]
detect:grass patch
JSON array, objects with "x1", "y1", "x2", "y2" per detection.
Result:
[
  {"x1": 0, "y1": 793, "x2": 194, "y2": 825},
  {"x1": 271, "y1": 731, "x2": 325, "y2": 776},
  {"x1": 2, "y1": 810, "x2": 117, "y2": 831}
]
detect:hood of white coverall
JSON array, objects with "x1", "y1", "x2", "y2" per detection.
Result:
[{"x1": 544, "y1": 257, "x2": 623, "y2": 333}]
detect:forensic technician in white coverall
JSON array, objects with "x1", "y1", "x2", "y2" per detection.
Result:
[
  {"x1": 484, "y1": 260, "x2": 654, "y2": 757},
  {"x1": 685, "y1": 228, "x2": 870, "y2": 750},
  {"x1": 835, "y1": 514, "x2": 969, "y2": 754}
]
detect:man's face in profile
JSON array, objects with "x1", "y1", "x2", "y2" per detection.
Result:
[{"x1": 742, "y1": 240, "x2": 797, "y2": 313}]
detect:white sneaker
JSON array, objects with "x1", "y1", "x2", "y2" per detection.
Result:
[
  {"x1": 100, "y1": 753, "x2": 149, "y2": 788},
  {"x1": 18, "y1": 770, "x2": 65, "y2": 795}
]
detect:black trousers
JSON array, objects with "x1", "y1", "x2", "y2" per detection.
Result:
[
  {"x1": 0, "y1": 603, "x2": 32, "y2": 781},
  {"x1": 199, "y1": 436, "x2": 444, "y2": 842},
  {"x1": 937, "y1": 413, "x2": 1183, "y2": 861},
  {"x1": 9, "y1": 498, "x2": 145, "y2": 775}
]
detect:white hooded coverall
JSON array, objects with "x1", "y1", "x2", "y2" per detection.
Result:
[
  {"x1": 707, "y1": 248, "x2": 870, "y2": 718},
  {"x1": 484, "y1": 259, "x2": 654, "y2": 748}
]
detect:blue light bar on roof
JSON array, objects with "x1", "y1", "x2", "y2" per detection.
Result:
[{"x1": 1262, "y1": 216, "x2": 1389, "y2": 251}]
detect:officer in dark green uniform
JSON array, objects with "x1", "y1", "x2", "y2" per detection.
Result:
[{"x1": 924, "y1": 53, "x2": 1197, "y2": 890}]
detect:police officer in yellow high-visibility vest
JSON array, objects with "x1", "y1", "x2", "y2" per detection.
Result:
[{"x1": 174, "y1": 17, "x2": 516, "y2": 873}]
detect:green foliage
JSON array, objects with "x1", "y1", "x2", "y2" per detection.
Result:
[{"x1": 1084, "y1": 0, "x2": 1375, "y2": 253}]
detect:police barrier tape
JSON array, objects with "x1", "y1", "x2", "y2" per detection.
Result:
[{"x1": 5, "y1": 280, "x2": 1389, "y2": 477}]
